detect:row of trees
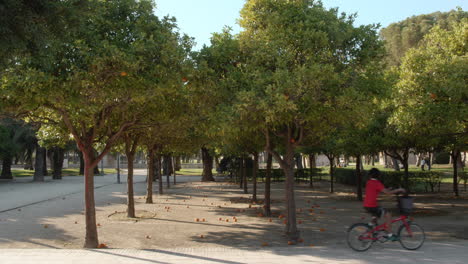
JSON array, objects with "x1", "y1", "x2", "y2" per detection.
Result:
[{"x1": 0, "y1": 0, "x2": 466, "y2": 247}]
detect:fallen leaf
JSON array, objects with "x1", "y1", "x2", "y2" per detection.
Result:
[
  {"x1": 200, "y1": 235, "x2": 204, "y2": 238},
  {"x1": 145, "y1": 235, "x2": 151, "y2": 239},
  {"x1": 298, "y1": 238, "x2": 304, "y2": 243},
  {"x1": 98, "y1": 243, "x2": 107, "y2": 248},
  {"x1": 43, "y1": 224, "x2": 49, "y2": 228}
]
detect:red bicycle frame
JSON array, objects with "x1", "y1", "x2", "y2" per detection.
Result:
[{"x1": 360, "y1": 215, "x2": 412, "y2": 241}]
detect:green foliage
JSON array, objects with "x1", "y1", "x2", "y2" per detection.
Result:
[
  {"x1": 394, "y1": 18, "x2": 468, "y2": 152},
  {"x1": 380, "y1": 9, "x2": 468, "y2": 66},
  {"x1": 236, "y1": 0, "x2": 385, "y2": 159},
  {"x1": 1, "y1": 0, "x2": 191, "y2": 165},
  {"x1": 434, "y1": 152, "x2": 450, "y2": 164},
  {"x1": 0, "y1": 118, "x2": 36, "y2": 159}
]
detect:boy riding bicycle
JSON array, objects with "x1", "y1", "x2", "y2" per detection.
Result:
[{"x1": 364, "y1": 168, "x2": 405, "y2": 241}]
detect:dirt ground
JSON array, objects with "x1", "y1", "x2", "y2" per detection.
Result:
[{"x1": 0, "y1": 176, "x2": 467, "y2": 249}]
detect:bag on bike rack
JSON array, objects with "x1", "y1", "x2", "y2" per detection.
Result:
[{"x1": 398, "y1": 196, "x2": 413, "y2": 215}]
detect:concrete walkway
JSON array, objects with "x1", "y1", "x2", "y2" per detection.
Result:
[
  {"x1": 1, "y1": 241, "x2": 468, "y2": 264},
  {"x1": 0, "y1": 170, "x2": 195, "y2": 213},
  {"x1": 1, "y1": 171, "x2": 468, "y2": 263}
]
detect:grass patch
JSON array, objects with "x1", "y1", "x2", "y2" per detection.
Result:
[
  {"x1": 177, "y1": 168, "x2": 217, "y2": 176},
  {"x1": 12, "y1": 170, "x2": 34, "y2": 177},
  {"x1": 11, "y1": 168, "x2": 116, "y2": 178}
]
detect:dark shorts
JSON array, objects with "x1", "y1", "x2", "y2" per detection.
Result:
[{"x1": 365, "y1": 207, "x2": 385, "y2": 218}]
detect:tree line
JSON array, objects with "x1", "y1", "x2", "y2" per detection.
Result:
[{"x1": 0, "y1": 0, "x2": 466, "y2": 247}]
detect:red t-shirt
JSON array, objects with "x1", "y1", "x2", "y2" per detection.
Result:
[{"x1": 363, "y1": 179, "x2": 385, "y2": 207}]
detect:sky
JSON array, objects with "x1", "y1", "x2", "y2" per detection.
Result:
[{"x1": 154, "y1": 0, "x2": 468, "y2": 50}]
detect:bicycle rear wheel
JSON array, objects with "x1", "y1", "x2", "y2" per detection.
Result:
[
  {"x1": 398, "y1": 223, "x2": 425, "y2": 250},
  {"x1": 347, "y1": 223, "x2": 373, "y2": 252}
]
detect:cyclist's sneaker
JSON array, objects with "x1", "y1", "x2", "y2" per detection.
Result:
[{"x1": 384, "y1": 233, "x2": 399, "y2": 241}]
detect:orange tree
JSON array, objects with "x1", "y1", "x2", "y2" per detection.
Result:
[
  {"x1": 1, "y1": 0, "x2": 190, "y2": 248},
  {"x1": 237, "y1": 0, "x2": 384, "y2": 242}
]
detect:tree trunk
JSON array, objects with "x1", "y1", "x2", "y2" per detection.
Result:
[
  {"x1": 282, "y1": 141, "x2": 299, "y2": 242},
  {"x1": 427, "y1": 152, "x2": 432, "y2": 171},
  {"x1": 403, "y1": 149, "x2": 410, "y2": 190},
  {"x1": 252, "y1": 152, "x2": 258, "y2": 202},
  {"x1": 156, "y1": 154, "x2": 163, "y2": 195},
  {"x1": 295, "y1": 153, "x2": 303, "y2": 169},
  {"x1": 242, "y1": 157, "x2": 248, "y2": 194},
  {"x1": 239, "y1": 158, "x2": 243, "y2": 188},
  {"x1": 214, "y1": 156, "x2": 220, "y2": 173},
  {"x1": 164, "y1": 155, "x2": 170, "y2": 189},
  {"x1": 52, "y1": 147, "x2": 64, "y2": 180},
  {"x1": 79, "y1": 151, "x2": 84, "y2": 175},
  {"x1": 309, "y1": 154, "x2": 316, "y2": 168},
  {"x1": 126, "y1": 152, "x2": 136, "y2": 218},
  {"x1": 264, "y1": 152, "x2": 272, "y2": 217},
  {"x1": 451, "y1": 149, "x2": 460, "y2": 196},
  {"x1": 34, "y1": 147, "x2": 46, "y2": 181},
  {"x1": 356, "y1": 155, "x2": 363, "y2": 201},
  {"x1": 91, "y1": 149, "x2": 100, "y2": 175},
  {"x1": 146, "y1": 146, "x2": 155, "y2": 204},
  {"x1": 0, "y1": 156, "x2": 13, "y2": 179},
  {"x1": 391, "y1": 157, "x2": 400, "y2": 171},
  {"x1": 82, "y1": 147, "x2": 98, "y2": 248},
  {"x1": 24, "y1": 147, "x2": 34, "y2": 170},
  {"x1": 43, "y1": 148, "x2": 48, "y2": 176},
  {"x1": 201, "y1": 147, "x2": 215, "y2": 181},
  {"x1": 327, "y1": 155, "x2": 334, "y2": 193},
  {"x1": 175, "y1": 156, "x2": 181, "y2": 171},
  {"x1": 172, "y1": 156, "x2": 176, "y2": 185}
]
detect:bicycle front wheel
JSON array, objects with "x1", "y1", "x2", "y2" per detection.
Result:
[
  {"x1": 347, "y1": 223, "x2": 373, "y2": 252},
  {"x1": 398, "y1": 223, "x2": 425, "y2": 250}
]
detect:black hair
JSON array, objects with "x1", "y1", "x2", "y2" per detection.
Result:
[{"x1": 368, "y1": 168, "x2": 381, "y2": 179}]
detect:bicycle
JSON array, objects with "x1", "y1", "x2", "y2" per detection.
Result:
[{"x1": 347, "y1": 193, "x2": 425, "y2": 251}]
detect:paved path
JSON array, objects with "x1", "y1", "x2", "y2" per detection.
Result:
[
  {"x1": 1, "y1": 171, "x2": 468, "y2": 263},
  {"x1": 0, "y1": 170, "x2": 196, "y2": 213},
  {"x1": 1, "y1": 241, "x2": 468, "y2": 264}
]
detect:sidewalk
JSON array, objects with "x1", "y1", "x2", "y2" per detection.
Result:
[
  {"x1": 0, "y1": 171, "x2": 141, "y2": 213},
  {"x1": 1, "y1": 241, "x2": 468, "y2": 264},
  {"x1": 0, "y1": 170, "x2": 198, "y2": 213}
]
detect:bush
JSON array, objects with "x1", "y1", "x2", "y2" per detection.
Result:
[
  {"x1": 333, "y1": 169, "x2": 443, "y2": 193},
  {"x1": 257, "y1": 168, "x2": 323, "y2": 182},
  {"x1": 434, "y1": 152, "x2": 450, "y2": 164}
]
